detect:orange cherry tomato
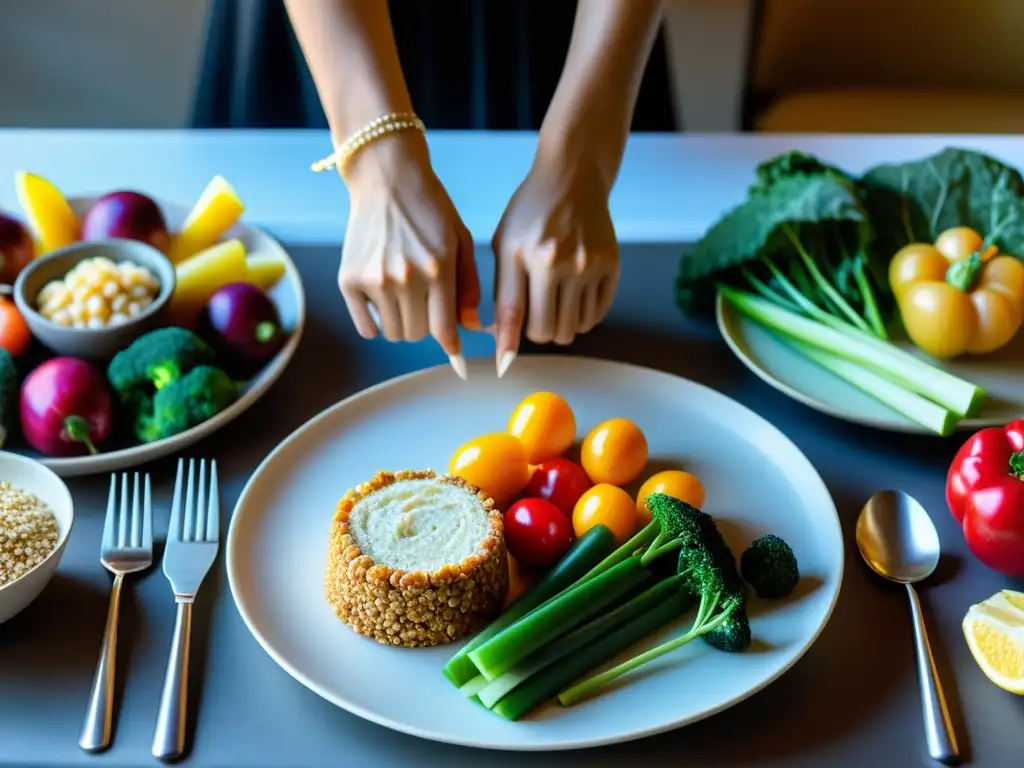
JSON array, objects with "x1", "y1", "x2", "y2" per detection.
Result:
[
  {"x1": 572, "y1": 483, "x2": 637, "y2": 544},
  {"x1": 580, "y1": 418, "x2": 648, "y2": 486},
  {"x1": 0, "y1": 298, "x2": 31, "y2": 356},
  {"x1": 449, "y1": 432, "x2": 531, "y2": 507},
  {"x1": 636, "y1": 470, "x2": 706, "y2": 525},
  {"x1": 507, "y1": 391, "x2": 576, "y2": 464}
]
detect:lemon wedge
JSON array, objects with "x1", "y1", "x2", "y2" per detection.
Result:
[
  {"x1": 962, "y1": 589, "x2": 1024, "y2": 694},
  {"x1": 14, "y1": 170, "x2": 80, "y2": 253}
]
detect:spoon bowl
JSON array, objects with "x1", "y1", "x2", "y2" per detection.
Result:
[
  {"x1": 856, "y1": 489, "x2": 941, "y2": 584},
  {"x1": 856, "y1": 489, "x2": 960, "y2": 766}
]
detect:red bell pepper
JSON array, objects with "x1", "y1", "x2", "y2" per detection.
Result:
[{"x1": 946, "y1": 419, "x2": 1024, "y2": 577}]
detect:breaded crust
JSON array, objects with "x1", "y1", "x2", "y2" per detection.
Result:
[{"x1": 325, "y1": 469, "x2": 508, "y2": 647}]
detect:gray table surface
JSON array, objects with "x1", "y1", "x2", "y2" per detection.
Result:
[{"x1": 2, "y1": 243, "x2": 1023, "y2": 768}]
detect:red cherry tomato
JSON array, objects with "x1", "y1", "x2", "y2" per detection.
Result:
[
  {"x1": 523, "y1": 458, "x2": 592, "y2": 517},
  {"x1": 503, "y1": 498, "x2": 574, "y2": 568}
]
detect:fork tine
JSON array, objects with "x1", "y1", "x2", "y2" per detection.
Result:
[
  {"x1": 205, "y1": 460, "x2": 219, "y2": 542},
  {"x1": 183, "y1": 459, "x2": 196, "y2": 542},
  {"x1": 130, "y1": 473, "x2": 142, "y2": 548},
  {"x1": 195, "y1": 459, "x2": 208, "y2": 544},
  {"x1": 118, "y1": 474, "x2": 129, "y2": 548},
  {"x1": 101, "y1": 473, "x2": 117, "y2": 550},
  {"x1": 142, "y1": 473, "x2": 153, "y2": 551},
  {"x1": 169, "y1": 458, "x2": 184, "y2": 542}
]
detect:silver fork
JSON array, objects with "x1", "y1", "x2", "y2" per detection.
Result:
[
  {"x1": 79, "y1": 472, "x2": 153, "y2": 753},
  {"x1": 152, "y1": 458, "x2": 219, "y2": 762}
]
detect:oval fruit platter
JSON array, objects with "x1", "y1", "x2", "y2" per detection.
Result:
[{"x1": 0, "y1": 172, "x2": 305, "y2": 476}]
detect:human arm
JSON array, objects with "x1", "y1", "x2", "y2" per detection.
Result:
[
  {"x1": 492, "y1": 0, "x2": 664, "y2": 374},
  {"x1": 285, "y1": 0, "x2": 480, "y2": 369}
]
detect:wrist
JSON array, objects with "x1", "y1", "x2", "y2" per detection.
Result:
[
  {"x1": 536, "y1": 111, "x2": 626, "y2": 195},
  {"x1": 341, "y1": 128, "x2": 432, "y2": 194}
]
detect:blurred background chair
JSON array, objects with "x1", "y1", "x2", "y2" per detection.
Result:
[{"x1": 748, "y1": 0, "x2": 1024, "y2": 133}]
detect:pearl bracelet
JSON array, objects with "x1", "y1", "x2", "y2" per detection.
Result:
[{"x1": 311, "y1": 112, "x2": 426, "y2": 175}]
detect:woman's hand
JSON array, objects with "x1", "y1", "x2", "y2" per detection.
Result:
[
  {"x1": 339, "y1": 136, "x2": 481, "y2": 369},
  {"x1": 491, "y1": 148, "x2": 620, "y2": 375}
]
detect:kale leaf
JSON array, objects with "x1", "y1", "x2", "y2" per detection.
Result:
[
  {"x1": 676, "y1": 162, "x2": 868, "y2": 312},
  {"x1": 861, "y1": 147, "x2": 1024, "y2": 259}
]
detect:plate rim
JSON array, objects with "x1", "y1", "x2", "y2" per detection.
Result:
[
  {"x1": 225, "y1": 354, "x2": 845, "y2": 751},
  {"x1": 715, "y1": 293, "x2": 1017, "y2": 434},
  {"x1": 17, "y1": 195, "x2": 307, "y2": 477}
]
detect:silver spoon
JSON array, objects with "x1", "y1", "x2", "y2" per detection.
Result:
[{"x1": 856, "y1": 490, "x2": 960, "y2": 765}]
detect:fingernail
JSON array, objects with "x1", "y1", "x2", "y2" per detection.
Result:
[
  {"x1": 449, "y1": 354, "x2": 468, "y2": 380},
  {"x1": 497, "y1": 351, "x2": 516, "y2": 379}
]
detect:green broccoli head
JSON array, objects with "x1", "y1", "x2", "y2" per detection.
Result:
[
  {"x1": 135, "y1": 365, "x2": 240, "y2": 443},
  {"x1": 108, "y1": 327, "x2": 215, "y2": 405},
  {"x1": 741, "y1": 534, "x2": 800, "y2": 599},
  {"x1": 645, "y1": 492, "x2": 713, "y2": 549},
  {"x1": 677, "y1": 546, "x2": 716, "y2": 592},
  {"x1": 703, "y1": 600, "x2": 751, "y2": 653}
]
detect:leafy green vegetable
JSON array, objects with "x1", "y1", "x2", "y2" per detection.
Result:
[
  {"x1": 675, "y1": 147, "x2": 999, "y2": 435},
  {"x1": 677, "y1": 151, "x2": 890, "y2": 338},
  {"x1": 861, "y1": 147, "x2": 1024, "y2": 259}
]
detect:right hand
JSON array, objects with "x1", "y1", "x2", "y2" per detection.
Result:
[{"x1": 338, "y1": 135, "x2": 481, "y2": 356}]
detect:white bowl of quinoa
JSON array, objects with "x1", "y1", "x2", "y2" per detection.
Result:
[{"x1": 0, "y1": 451, "x2": 74, "y2": 625}]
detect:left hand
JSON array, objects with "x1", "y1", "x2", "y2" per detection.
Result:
[{"x1": 491, "y1": 152, "x2": 620, "y2": 373}]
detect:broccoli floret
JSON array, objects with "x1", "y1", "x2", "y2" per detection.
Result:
[
  {"x1": 135, "y1": 365, "x2": 240, "y2": 443},
  {"x1": 704, "y1": 602, "x2": 752, "y2": 653},
  {"x1": 107, "y1": 327, "x2": 215, "y2": 406},
  {"x1": 741, "y1": 534, "x2": 800, "y2": 599},
  {"x1": 554, "y1": 494, "x2": 755, "y2": 704}
]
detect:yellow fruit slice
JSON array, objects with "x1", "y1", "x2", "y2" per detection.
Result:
[
  {"x1": 245, "y1": 252, "x2": 286, "y2": 291},
  {"x1": 167, "y1": 175, "x2": 245, "y2": 264},
  {"x1": 169, "y1": 238, "x2": 247, "y2": 327},
  {"x1": 14, "y1": 171, "x2": 80, "y2": 253},
  {"x1": 962, "y1": 589, "x2": 1024, "y2": 695}
]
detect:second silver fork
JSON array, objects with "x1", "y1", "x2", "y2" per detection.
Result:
[
  {"x1": 80, "y1": 472, "x2": 153, "y2": 753},
  {"x1": 152, "y1": 458, "x2": 219, "y2": 762}
]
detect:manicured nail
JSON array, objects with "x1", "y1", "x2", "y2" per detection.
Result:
[
  {"x1": 449, "y1": 354, "x2": 468, "y2": 380},
  {"x1": 497, "y1": 351, "x2": 516, "y2": 379}
]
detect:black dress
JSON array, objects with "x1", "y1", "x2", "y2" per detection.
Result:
[{"x1": 191, "y1": 0, "x2": 676, "y2": 132}]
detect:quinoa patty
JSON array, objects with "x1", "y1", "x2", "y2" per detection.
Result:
[{"x1": 325, "y1": 469, "x2": 508, "y2": 647}]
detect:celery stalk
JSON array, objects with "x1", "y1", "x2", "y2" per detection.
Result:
[
  {"x1": 476, "y1": 575, "x2": 690, "y2": 709},
  {"x1": 459, "y1": 676, "x2": 487, "y2": 697},
  {"x1": 467, "y1": 557, "x2": 651, "y2": 681},
  {"x1": 718, "y1": 286, "x2": 984, "y2": 416},
  {"x1": 492, "y1": 588, "x2": 694, "y2": 721},
  {"x1": 780, "y1": 338, "x2": 957, "y2": 436}
]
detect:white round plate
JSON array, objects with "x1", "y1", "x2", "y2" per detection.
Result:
[
  {"x1": 226, "y1": 355, "x2": 843, "y2": 751},
  {"x1": 717, "y1": 294, "x2": 1024, "y2": 434},
  {"x1": 11, "y1": 196, "x2": 305, "y2": 477}
]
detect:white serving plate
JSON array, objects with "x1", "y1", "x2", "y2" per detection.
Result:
[
  {"x1": 717, "y1": 294, "x2": 1024, "y2": 434},
  {"x1": 225, "y1": 355, "x2": 843, "y2": 751},
  {"x1": 9, "y1": 196, "x2": 305, "y2": 477}
]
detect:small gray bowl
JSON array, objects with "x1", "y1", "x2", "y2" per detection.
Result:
[{"x1": 13, "y1": 239, "x2": 177, "y2": 361}]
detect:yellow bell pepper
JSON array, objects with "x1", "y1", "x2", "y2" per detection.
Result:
[{"x1": 890, "y1": 228, "x2": 1024, "y2": 359}]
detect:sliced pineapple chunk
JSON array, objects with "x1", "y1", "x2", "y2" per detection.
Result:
[
  {"x1": 245, "y1": 252, "x2": 286, "y2": 291},
  {"x1": 14, "y1": 171, "x2": 80, "y2": 253},
  {"x1": 168, "y1": 238, "x2": 248, "y2": 327},
  {"x1": 962, "y1": 589, "x2": 1024, "y2": 695},
  {"x1": 167, "y1": 175, "x2": 244, "y2": 264}
]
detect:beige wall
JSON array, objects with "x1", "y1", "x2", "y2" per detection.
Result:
[{"x1": 0, "y1": 0, "x2": 210, "y2": 128}]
